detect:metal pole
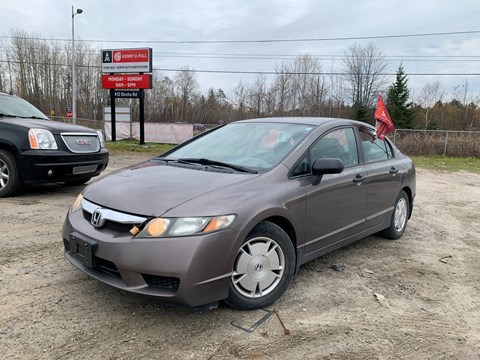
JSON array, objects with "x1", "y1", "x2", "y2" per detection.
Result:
[
  {"x1": 110, "y1": 89, "x2": 116, "y2": 142},
  {"x1": 139, "y1": 90, "x2": 145, "y2": 145},
  {"x1": 443, "y1": 131, "x2": 449, "y2": 157},
  {"x1": 72, "y1": 6, "x2": 76, "y2": 124},
  {"x1": 71, "y1": 7, "x2": 83, "y2": 124}
]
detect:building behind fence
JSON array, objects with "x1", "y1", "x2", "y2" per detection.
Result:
[{"x1": 51, "y1": 117, "x2": 480, "y2": 158}]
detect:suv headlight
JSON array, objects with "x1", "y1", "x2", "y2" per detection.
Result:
[
  {"x1": 28, "y1": 128, "x2": 58, "y2": 149},
  {"x1": 136, "y1": 215, "x2": 236, "y2": 238}
]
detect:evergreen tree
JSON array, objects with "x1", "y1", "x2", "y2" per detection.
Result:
[{"x1": 387, "y1": 66, "x2": 414, "y2": 128}]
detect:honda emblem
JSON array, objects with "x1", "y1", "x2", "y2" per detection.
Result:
[{"x1": 91, "y1": 209, "x2": 105, "y2": 228}]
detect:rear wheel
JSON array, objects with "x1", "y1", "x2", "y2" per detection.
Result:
[
  {"x1": 0, "y1": 149, "x2": 23, "y2": 197},
  {"x1": 226, "y1": 221, "x2": 295, "y2": 310},
  {"x1": 380, "y1": 190, "x2": 409, "y2": 240}
]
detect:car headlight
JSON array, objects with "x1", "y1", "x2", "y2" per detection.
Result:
[
  {"x1": 96, "y1": 130, "x2": 105, "y2": 148},
  {"x1": 136, "y1": 215, "x2": 236, "y2": 238},
  {"x1": 70, "y1": 194, "x2": 83, "y2": 213},
  {"x1": 28, "y1": 128, "x2": 58, "y2": 149}
]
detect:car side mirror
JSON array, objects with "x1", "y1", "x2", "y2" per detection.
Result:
[{"x1": 311, "y1": 158, "x2": 344, "y2": 185}]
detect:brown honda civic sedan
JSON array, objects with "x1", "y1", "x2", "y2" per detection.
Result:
[{"x1": 63, "y1": 117, "x2": 415, "y2": 310}]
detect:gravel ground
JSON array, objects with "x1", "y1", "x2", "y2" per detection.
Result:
[{"x1": 1, "y1": 154, "x2": 479, "y2": 360}]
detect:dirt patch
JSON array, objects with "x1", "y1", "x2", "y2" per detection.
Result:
[{"x1": 1, "y1": 155, "x2": 479, "y2": 359}]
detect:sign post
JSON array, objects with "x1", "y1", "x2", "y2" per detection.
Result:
[
  {"x1": 109, "y1": 90, "x2": 116, "y2": 142},
  {"x1": 139, "y1": 90, "x2": 145, "y2": 144},
  {"x1": 101, "y1": 48, "x2": 152, "y2": 144}
]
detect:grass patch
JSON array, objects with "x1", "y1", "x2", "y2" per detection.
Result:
[
  {"x1": 411, "y1": 156, "x2": 480, "y2": 173},
  {"x1": 105, "y1": 140, "x2": 175, "y2": 155}
]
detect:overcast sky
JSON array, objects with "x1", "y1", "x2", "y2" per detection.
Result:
[{"x1": 2, "y1": 0, "x2": 480, "y2": 98}]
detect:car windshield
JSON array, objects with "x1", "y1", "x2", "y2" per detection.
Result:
[
  {"x1": 0, "y1": 94, "x2": 48, "y2": 120},
  {"x1": 163, "y1": 122, "x2": 315, "y2": 171}
]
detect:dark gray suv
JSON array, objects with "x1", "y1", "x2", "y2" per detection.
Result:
[
  {"x1": 63, "y1": 117, "x2": 415, "y2": 310},
  {"x1": 0, "y1": 92, "x2": 108, "y2": 197}
]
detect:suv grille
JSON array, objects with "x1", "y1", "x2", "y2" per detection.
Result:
[{"x1": 61, "y1": 133, "x2": 100, "y2": 153}]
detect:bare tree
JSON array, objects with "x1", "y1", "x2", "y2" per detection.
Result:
[
  {"x1": 247, "y1": 75, "x2": 267, "y2": 117},
  {"x1": 417, "y1": 80, "x2": 443, "y2": 129},
  {"x1": 326, "y1": 62, "x2": 346, "y2": 117},
  {"x1": 174, "y1": 67, "x2": 198, "y2": 122},
  {"x1": 290, "y1": 55, "x2": 324, "y2": 116},
  {"x1": 451, "y1": 78, "x2": 477, "y2": 129},
  {"x1": 272, "y1": 62, "x2": 292, "y2": 115},
  {"x1": 342, "y1": 42, "x2": 387, "y2": 120}
]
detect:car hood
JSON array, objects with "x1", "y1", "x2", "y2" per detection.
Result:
[
  {"x1": 0, "y1": 117, "x2": 96, "y2": 133},
  {"x1": 82, "y1": 161, "x2": 258, "y2": 216}
]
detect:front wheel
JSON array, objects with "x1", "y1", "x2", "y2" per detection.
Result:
[
  {"x1": 225, "y1": 221, "x2": 295, "y2": 310},
  {"x1": 380, "y1": 190, "x2": 410, "y2": 240},
  {"x1": 0, "y1": 150, "x2": 23, "y2": 197}
]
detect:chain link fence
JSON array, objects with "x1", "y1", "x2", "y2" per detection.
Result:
[
  {"x1": 392, "y1": 129, "x2": 480, "y2": 158},
  {"x1": 50, "y1": 116, "x2": 104, "y2": 130}
]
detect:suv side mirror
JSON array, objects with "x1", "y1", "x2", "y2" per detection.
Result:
[{"x1": 311, "y1": 158, "x2": 344, "y2": 185}]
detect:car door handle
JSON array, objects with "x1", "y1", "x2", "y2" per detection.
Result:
[
  {"x1": 389, "y1": 167, "x2": 399, "y2": 174},
  {"x1": 352, "y1": 174, "x2": 366, "y2": 183}
]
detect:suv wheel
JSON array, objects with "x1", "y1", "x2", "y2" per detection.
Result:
[{"x1": 0, "y1": 150, "x2": 23, "y2": 197}]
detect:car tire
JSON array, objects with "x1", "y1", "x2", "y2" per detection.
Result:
[
  {"x1": 0, "y1": 149, "x2": 23, "y2": 197},
  {"x1": 225, "y1": 221, "x2": 295, "y2": 310},
  {"x1": 380, "y1": 190, "x2": 409, "y2": 240},
  {"x1": 64, "y1": 177, "x2": 92, "y2": 186}
]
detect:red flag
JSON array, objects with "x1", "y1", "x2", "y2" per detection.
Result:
[{"x1": 374, "y1": 95, "x2": 395, "y2": 140}]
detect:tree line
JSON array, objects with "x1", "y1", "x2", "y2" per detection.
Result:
[{"x1": 1, "y1": 29, "x2": 479, "y2": 131}]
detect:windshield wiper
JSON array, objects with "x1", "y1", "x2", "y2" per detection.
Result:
[{"x1": 178, "y1": 158, "x2": 258, "y2": 174}]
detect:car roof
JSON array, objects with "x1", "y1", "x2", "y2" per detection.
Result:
[{"x1": 234, "y1": 116, "x2": 370, "y2": 128}]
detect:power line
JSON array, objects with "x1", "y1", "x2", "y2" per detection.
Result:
[
  {"x1": 1, "y1": 29, "x2": 480, "y2": 44},
  {"x1": 1, "y1": 59, "x2": 479, "y2": 76},
  {"x1": 1, "y1": 46, "x2": 480, "y2": 63}
]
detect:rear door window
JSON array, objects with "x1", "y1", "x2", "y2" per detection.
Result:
[{"x1": 360, "y1": 129, "x2": 393, "y2": 164}]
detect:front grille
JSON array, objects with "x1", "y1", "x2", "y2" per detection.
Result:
[
  {"x1": 143, "y1": 274, "x2": 180, "y2": 291},
  {"x1": 82, "y1": 210, "x2": 139, "y2": 234},
  {"x1": 103, "y1": 221, "x2": 136, "y2": 233},
  {"x1": 61, "y1": 133, "x2": 100, "y2": 153}
]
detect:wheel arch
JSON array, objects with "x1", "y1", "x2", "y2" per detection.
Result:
[
  {"x1": 262, "y1": 215, "x2": 297, "y2": 249},
  {"x1": 0, "y1": 140, "x2": 18, "y2": 155},
  {"x1": 401, "y1": 186, "x2": 414, "y2": 219},
  {"x1": 236, "y1": 213, "x2": 301, "y2": 274}
]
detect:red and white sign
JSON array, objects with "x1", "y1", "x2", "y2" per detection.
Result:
[
  {"x1": 101, "y1": 74, "x2": 152, "y2": 89},
  {"x1": 101, "y1": 48, "x2": 152, "y2": 73}
]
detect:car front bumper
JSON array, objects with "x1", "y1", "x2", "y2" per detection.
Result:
[
  {"x1": 62, "y1": 208, "x2": 240, "y2": 307},
  {"x1": 18, "y1": 149, "x2": 109, "y2": 183}
]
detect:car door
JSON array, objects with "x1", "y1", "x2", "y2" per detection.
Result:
[
  {"x1": 359, "y1": 127, "x2": 403, "y2": 228},
  {"x1": 299, "y1": 127, "x2": 368, "y2": 258}
]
